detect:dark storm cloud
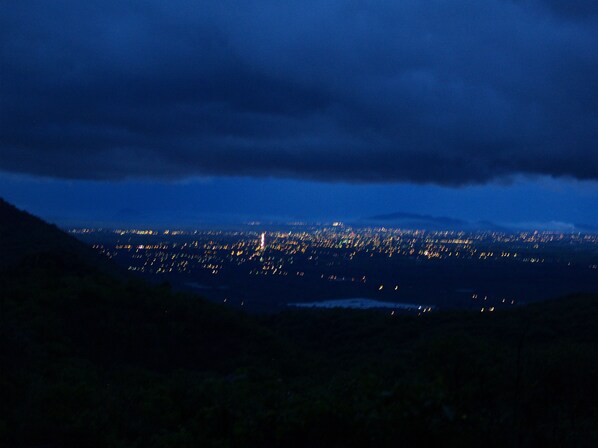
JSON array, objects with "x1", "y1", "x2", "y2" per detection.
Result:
[{"x1": 1, "y1": 0, "x2": 597, "y2": 185}]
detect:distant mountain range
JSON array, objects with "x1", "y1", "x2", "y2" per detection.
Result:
[
  {"x1": 360, "y1": 211, "x2": 508, "y2": 231},
  {"x1": 360, "y1": 211, "x2": 596, "y2": 233}
]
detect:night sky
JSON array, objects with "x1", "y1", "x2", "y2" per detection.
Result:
[{"x1": 1, "y1": 1, "x2": 597, "y2": 227}]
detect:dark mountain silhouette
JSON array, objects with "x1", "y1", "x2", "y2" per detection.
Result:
[
  {"x1": 362, "y1": 211, "x2": 510, "y2": 231},
  {"x1": 0, "y1": 198, "x2": 116, "y2": 273},
  {"x1": 1, "y1": 198, "x2": 597, "y2": 447},
  {"x1": 366, "y1": 211, "x2": 467, "y2": 226}
]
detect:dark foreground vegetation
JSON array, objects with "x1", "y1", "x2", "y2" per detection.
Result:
[{"x1": 2, "y1": 199, "x2": 598, "y2": 447}]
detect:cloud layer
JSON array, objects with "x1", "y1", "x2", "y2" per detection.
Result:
[{"x1": 1, "y1": 0, "x2": 597, "y2": 185}]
